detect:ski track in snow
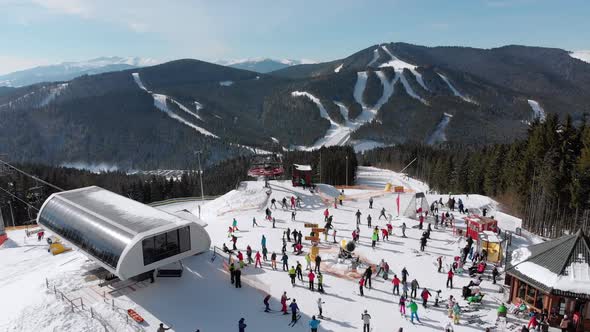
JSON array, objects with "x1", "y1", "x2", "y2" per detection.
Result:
[
  {"x1": 366, "y1": 48, "x2": 380, "y2": 67},
  {"x1": 132, "y1": 73, "x2": 216, "y2": 137},
  {"x1": 426, "y1": 112, "x2": 453, "y2": 145},
  {"x1": 527, "y1": 99, "x2": 546, "y2": 122},
  {"x1": 437, "y1": 72, "x2": 475, "y2": 104},
  {"x1": 379, "y1": 45, "x2": 429, "y2": 91},
  {"x1": 334, "y1": 63, "x2": 344, "y2": 73}
]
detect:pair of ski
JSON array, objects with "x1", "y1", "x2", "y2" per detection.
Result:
[{"x1": 288, "y1": 315, "x2": 301, "y2": 327}]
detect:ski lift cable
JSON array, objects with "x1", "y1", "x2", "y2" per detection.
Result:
[
  {"x1": 0, "y1": 186, "x2": 40, "y2": 211},
  {"x1": 0, "y1": 159, "x2": 64, "y2": 192}
]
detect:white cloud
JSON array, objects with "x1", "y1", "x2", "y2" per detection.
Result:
[{"x1": 30, "y1": 0, "x2": 92, "y2": 16}]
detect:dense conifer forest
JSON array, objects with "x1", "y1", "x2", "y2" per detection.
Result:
[{"x1": 360, "y1": 115, "x2": 590, "y2": 237}]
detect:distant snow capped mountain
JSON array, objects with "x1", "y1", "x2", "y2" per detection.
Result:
[
  {"x1": 0, "y1": 56, "x2": 161, "y2": 87},
  {"x1": 570, "y1": 50, "x2": 590, "y2": 64},
  {"x1": 216, "y1": 58, "x2": 316, "y2": 73}
]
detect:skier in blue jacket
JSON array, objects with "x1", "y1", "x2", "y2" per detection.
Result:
[{"x1": 309, "y1": 315, "x2": 321, "y2": 332}]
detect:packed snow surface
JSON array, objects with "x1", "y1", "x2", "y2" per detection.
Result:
[
  {"x1": 2, "y1": 166, "x2": 539, "y2": 332},
  {"x1": 132, "y1": 72, "x2": 216, "y2": 137},
  {"x1": 39, "y1": 83, "x2": 68, "y2": 107},
  {"x1": 366, "y1": 48, "x2": 381, "y2": 67},
  {"x1": 379, "y1": 45, "x2": 429, "y2": 91},
  {"x1": 437, "y1": 73, "x2": 474, "y2": 103},
  {"x1": 527, "y1": 99, "x2": 546, "y2": 122},
  {"x1": 334, "y1": 63, "x2": 343, "y2": 73},
  {"x1": 426, "y1": 113, "x2": 453, "y2": 145}
]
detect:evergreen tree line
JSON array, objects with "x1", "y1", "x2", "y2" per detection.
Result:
[
  {"x1": 0, "y1": 146, "x2": 357, "y2": 226},
  {"x1": 360, "y1": 114, "x2": 590, "y2": 238}
]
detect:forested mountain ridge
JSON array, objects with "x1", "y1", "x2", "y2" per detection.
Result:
[{"x1": 1, "y1": 43, "x2": 589, "y2": 170}]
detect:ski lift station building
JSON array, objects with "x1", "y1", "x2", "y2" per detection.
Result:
[{"x1": 37, "y1": 186, "x2": 211, "y2": 280}]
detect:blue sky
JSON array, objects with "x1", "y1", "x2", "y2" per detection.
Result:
[{"x1": 0, "y1": 0, "x2": 588, "y2": 74}]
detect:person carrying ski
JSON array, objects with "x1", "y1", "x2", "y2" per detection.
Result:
[
  {"x1": 379, "y1": 207, "x2": 387, "y2": 220},
  {"x1": 401, "y1": 223, "x2": 407, "y2": 237},
  {"x1": 355, "y1": 209, "x2": 362, "y2": 225},
  {"x1": 369, "y1": 197, "x2": 373, "y2": 209},
  {"x1": 309, "y1": 316, "x2": 321, "y2": 332},
  {"x1": 289, "y1": 299, "x2": 299, "y2": 323},
  {"x1": 255, "y1": 251, "x2": 262, "y2": 268},
  {"x1": 263, "y1": 294, "x2": 271, "y2": 312},
  {"x1": 308, "y1": 270, "x2": 316, "y2": 291},
  {"x1": 407, "y1": 299, "x2": 420, "y2": 323},
  {"x1": 361, "y1": 310, "x2": 371, "y2": 332},
  {"x1": 421, "y1": 288, "x2": 432, "y2": 308},
  {"x1": 358, "y1": 277, "x2": 365, "y2": 296},
  {"x1": 447, "y1": 269, "x2": 454, "y2": 288},
  {"x1": 364, "y1": 266, "x2": 373, "y2": 289},
  {"x1": 392, "y1": 274, "x2": 401, "y2": 295},
  {"x1": 281, "y1": 292, "x2": 290, "y2": 314},
  {"x1": 288, "y1": 266, "x2": 296, "y2": 286},
  {"x1": 271, "y1": 252, "x2": 277, "y2": 270},
  {"x1": 399, "y1": 295, "x2": 407, "y2": 316},
  {"x1": 314, "y1": 254, "x2": 321, "y2": 273},
  {"x1": 282, "y1": 253, "x2": 289, "y2": 271},
  {"x1": 410, "y1": 279, "x2": 419, "y2": 298},
  {"x1": 296, "y1": 262, "x2": 303, "y2": 281}
]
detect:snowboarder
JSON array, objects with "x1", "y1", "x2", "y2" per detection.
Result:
[
  {"x1": 255, "y1": 251, "x2": 262, "y2": 268},
  {"x1": 421, "y1": 288, "x2": 431, "y2": 308},
  {"x1": 407, "y1": 299, "x2": 420, "y2": 323},
  {"x1": 410, "y1": 279, "x2": 419, "y2": 298},
  {"x1": 317, "y1": 297, "x2": 325, "y2": 317},
  {"x1": 399, "y1": 295, "x2": 407, "y2": 316},
  {"x1": 361, "y1": 310, "x2": 371, "y2": 332},
  {"x1": 369, "y1": 197, "x2": 373, "y2": 209},
  {"x1": 234, "y1": 267, "x2": 242, "y2": 288},
  {"x1": 289, "y1": 299, "x2": 300, "y2": 323},
  {"x1": 379, "y1": 208, "x2": 387, "y2": 220},
  {"x1": 282, "y1": 253, "x2": 289, "y2": 271},
  {"x1": 355, "y1": 209, "x2": 362, "y2": 225},
  {"x1": 288, "y1": 266, "x2": 296, "y2": 286},
  {"x1": 308, "y1": 270, "x2": 315, "y2": 291},
  {"x1": 263, "y1": 294, "x2": 271, "y2": 312},
  {"x1": 447, "y1": 269, "x2": 454, "y2": 288},
  {"x1": 309, "y1": 316, "x2": 321, "y2": 332},
  {"x1": 281, "y1": 292, "x2": 290, "y2": 314},
  {"x1": 314, "y1": 254, "x2": 321, "y2": 273},
  {"x1": 392, "y1": 274, "x2": 400, "y2": 295},
  {"x1": 358, "y1": 277, "x2": 365, "y2": 296},
  {"x1": 401, "y1": 223, "x2": 407, "y2": 237}
]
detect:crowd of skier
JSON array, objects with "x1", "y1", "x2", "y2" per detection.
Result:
[{"x1": 214, "y1": 188, "x2": 513, "y2": 332}]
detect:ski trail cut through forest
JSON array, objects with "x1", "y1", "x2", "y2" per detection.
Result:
[{"x1": 426, "y1": 112, "x2": 453, "y2": 145}]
